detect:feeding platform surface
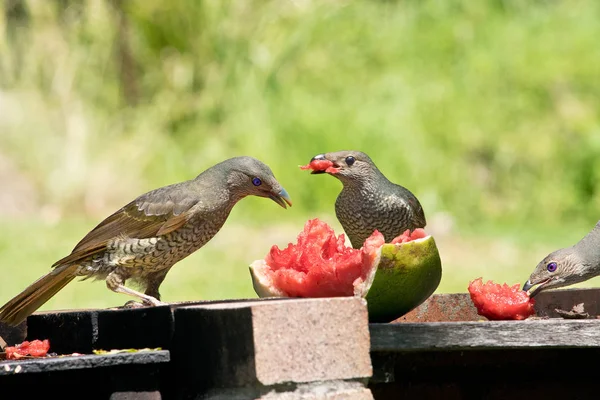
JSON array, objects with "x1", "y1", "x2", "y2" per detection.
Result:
[
  {"x1": 369, "y1": 287, "x2": 600, "y2": 400},
  {"x1": 372, "y1": 287, "x2": 600, "y2": 351},
  {"x1": 0, "y1": 289, "x2": 599, "y2": 399}
]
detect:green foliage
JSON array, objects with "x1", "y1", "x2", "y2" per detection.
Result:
[
  {"x1": 1, "y1": 0, "x2": 600, "y2": 309},
  {"x1": 1, "y1": 0, "x2": 599, "y2": 227},
  {"x1": 1, "y1": 0, "x2": 600, "y2": 226}
]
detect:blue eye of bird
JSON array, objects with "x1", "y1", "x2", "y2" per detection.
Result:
[
  {"x1": 252, "y1": 177, "x2": 262, "y2": 186},
  {"x1": 345, "y1": 156, "x2": 355, "y2": 166},
  {"x1": 547, "y1": 262, "x2": 557, "y2": 272}
]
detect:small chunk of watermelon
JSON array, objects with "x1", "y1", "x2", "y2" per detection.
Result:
[
  {"x1": 5, "y1": 339, "x2": 50, "y2": 359},
  {"x1": 468, "y1": 278, "x2": 536, "y2": 321},
  {"x1": 299, "y1": 160, "x2": 340, "y2": 174}
]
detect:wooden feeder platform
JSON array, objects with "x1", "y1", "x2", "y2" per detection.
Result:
[
  {"x1": 369, "y1": 287, "x2": 600, "y2": 400},
  {"x1": 0, "y1": 288, "x2": 598, "y2": 399}
]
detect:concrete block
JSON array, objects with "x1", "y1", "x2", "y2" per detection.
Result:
[
  {"x1": 259, "y1": 381, "x2": 374, "y2": 400},
  {"x1": 172, "y1": 297, "x2": 372, "y2": 395},
  {"x1": 203, "y1": 381, "x2": 373, "y2": 400}
]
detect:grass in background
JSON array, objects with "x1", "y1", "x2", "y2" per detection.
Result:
[{"x1": 1, "y1": 0, "x2": 600, "y2": 310}]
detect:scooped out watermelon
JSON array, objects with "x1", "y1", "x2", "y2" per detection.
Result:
[
  {"x1": 468, "y1": 277, "x2": 536, "y2": 321},
  {"x1": 249, "y1": 218, "x2": 442, "y2": 322}
]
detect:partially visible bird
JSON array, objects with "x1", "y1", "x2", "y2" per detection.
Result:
[
  {"x1": 306, "y1": 150, "x2": 426, "y2": 248},
  {"x1": 0, "y1": 156, "x2": 292, "y2": 326},
  {"x1": 523, "y1": 220, "x2": 600, "y2": 297}
]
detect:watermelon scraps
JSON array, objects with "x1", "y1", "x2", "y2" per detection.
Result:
[
  {"x1": 468, "y1": 278, "x2": 536, "y2": 320},
  {"x1": 4, "y1": 339, "x2": 50, "y2": 360}
]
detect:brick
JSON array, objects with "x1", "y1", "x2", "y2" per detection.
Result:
[
  {"x1": 202, "y1": 381, "x2": 373, "y2": 400},
  {"x1": 259, "y1": 381, "x2": 374, "y2": 400},
  {"x1": 109, "y1": 391, "x2": 162, "y2": 400},
  {"x1": 250, "y1": 298, "x2": 371, "y2": 385},
  {"x1": 172, "y1": 297, "x2": 372, "y2": 395}
]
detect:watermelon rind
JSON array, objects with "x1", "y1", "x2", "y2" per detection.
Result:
[
  {"x1": 249, "y1": 259, "x2": 288, "y2": 298},
  {"x1": 362, "y1": 236, "x2": 442, "y2": 323}
]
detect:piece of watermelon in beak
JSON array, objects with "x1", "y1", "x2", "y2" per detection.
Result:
[
  {"x1": 300, "y1": 154, "x2": 340, "y2": 174},
  {"x1": 308, "y1": 154, "x2": 328, "y2": 174}
]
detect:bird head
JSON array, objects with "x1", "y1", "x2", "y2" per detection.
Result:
[
  {"x1": 224, "y1": 156, "x2": 292, "y2": 209},
  {"x1": 309, "y1": 151, "x2": 379, "y2": 185},
  {"x1": 523, "y1": 247, "x2": 592, "y2": 297}
]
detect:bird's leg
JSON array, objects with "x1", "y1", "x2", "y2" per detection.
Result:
[
  {"x1": 106, "y1": 271, "x2": 167, "y2": 307},
  {"x1": 143, "y1": 269, "x2": 171, "y2": 300}
]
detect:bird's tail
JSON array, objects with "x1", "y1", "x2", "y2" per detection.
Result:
[{"x1": 0, "y1": 264, "x2": 78, "y2": 326}]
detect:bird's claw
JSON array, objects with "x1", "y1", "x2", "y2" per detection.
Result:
[
  {"x1": 143, "y1": 297, "x2": 168, "y2": 307},
  {"x1": 120, "y1": 298, "x2": 167, "y2": 309},
  {"x1": 121, "y1": 300, "x2": 147, "y2": 309}
]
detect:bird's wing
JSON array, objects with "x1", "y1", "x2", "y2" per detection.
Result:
[
  {"x1": 390, "y1": 185, "x2": 427, "y2": 228},
  {"x1": 52, "y1": 184, "x2": 201, "y2": 267}
]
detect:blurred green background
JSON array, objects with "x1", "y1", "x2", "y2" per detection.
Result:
[{"x1": 1, "y1": 0, "x2": 599, "y2": 313}]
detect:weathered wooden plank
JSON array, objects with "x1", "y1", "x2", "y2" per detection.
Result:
[
  {"x1": 370, "y1": 319, "x2": 600, "y2": 351},
  {"x1": 0, "y1": 350, "x2": 170, "y2": 376}
]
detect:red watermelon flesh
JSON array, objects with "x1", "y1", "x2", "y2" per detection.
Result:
[
  {"x1": 299, "y1": 160, "x2": 340, "y2": 174},
  {"x1": 391, "y1": 228, "x2": 427, "y2": 244},
  {"x1": 5, "y1": 339, "x2": 50, "y2": 359},
  {"x1": 468, "y1": 277, "x2": 536, "y2": 320},
  {"x1": 263, "y1": 218, "x2": 406, "y2": 297}
]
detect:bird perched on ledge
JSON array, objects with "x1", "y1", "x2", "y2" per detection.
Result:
[
  {"x1": 523, "y1": 220, "x2": 600, "y2": 297},
  {"x1": 0, "y1": 156, "x2": 292, "y2": 326},
  {"x1": 306, "y1": 150, "x2": 426, "y2": 248}
]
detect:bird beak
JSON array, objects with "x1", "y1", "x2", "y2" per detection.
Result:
[
  {"x1": 522, "y1": 278, "x2": 549, "y2": 298},
  {"x1": 269, "y1": 188, "x2": 292, "y2": 209}
]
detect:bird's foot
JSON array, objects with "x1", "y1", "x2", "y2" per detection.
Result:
[
  {"x1": 121, "y1": 300, "x2": 147, "y2": 309},
  {"x1": 141, "y1": 296, "x2": 168, "y2": 307},
  {"x1": 120, "y1": 298, "x2": 167, "y2": 309},
  {"x1": 107, "y1": 278, "x2": 168, "y2": 308}
]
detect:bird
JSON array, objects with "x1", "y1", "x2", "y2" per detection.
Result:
[
  {"x1": 523, "y1": 220, "x2": 600, "y2": 297},
  {"x1": 307, "y1": 150, "x2": 426, "y2": 248},
  {"x1": 0, "y1": 156, "x2": 292, "y2": 326}
]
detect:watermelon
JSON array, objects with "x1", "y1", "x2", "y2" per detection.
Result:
[
  {"x1": 468, "y1": 277, "x2": 536, "y2": 321},
  {"x1": 250, "y1": 218, "x2": 442, "y2": 322},
  {"x1": 299, "y1": 160, "x2": 340, "y2": 174},
  {"x1": 5, "y1": 339, "x2": 50, "y2": 359}
]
